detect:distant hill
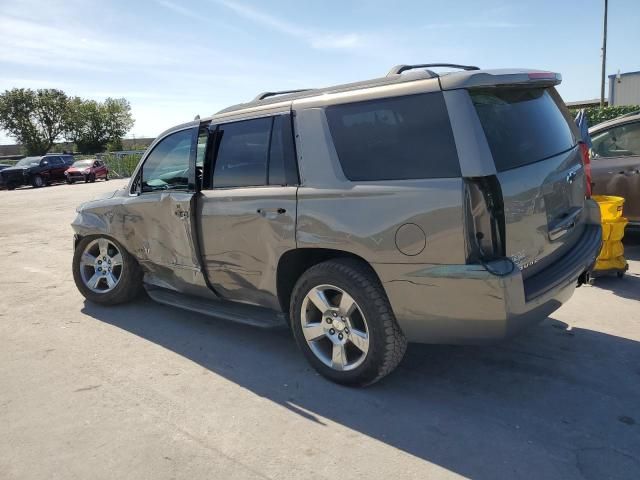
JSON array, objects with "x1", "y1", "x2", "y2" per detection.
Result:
[{"x1": 0, "y1": 137, "x2": 156, "y2": 157}]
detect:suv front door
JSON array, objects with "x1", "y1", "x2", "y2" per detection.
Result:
[
  {"x1": 591, "y1": 121, "x2": 640, "y2": 223},
  {"x1": 198, "y1": 113, "x2": 298, "y2": 310},
  {"x1": 124, "y1": 125, "x2": 209, "y2": 295}
]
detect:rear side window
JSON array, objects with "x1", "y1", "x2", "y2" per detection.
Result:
[
  {"x1": 325, "y1": 93, "x2": 460, "y2": 181},
  {"x1": 471, "y1": 88, "x2": 576, "y2": 172},
  {"x1": 268, "y1": 115, "x2": 298, "y2": 185}
]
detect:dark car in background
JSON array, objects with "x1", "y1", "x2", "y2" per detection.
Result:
[
  {"x1": 65, "y1": 159, "x2": 109, "y2": 183},
  {"x1": 0, "y1": 164, "x2": 12, "y2": 189},
  {"x1": 590, "y1": 112, "x2": 640, "y2": 227},
  {"x1": 0, "y1": 154, "x2": 74, "y2": 189}
]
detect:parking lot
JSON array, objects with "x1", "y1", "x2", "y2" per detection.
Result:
[{"x1": 0, "y1": 180, "x2": 639, "y2": 480}]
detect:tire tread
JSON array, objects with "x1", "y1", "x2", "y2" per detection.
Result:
[{"x1": 291, "y1": 258, "x2": 407, "y2": 386}]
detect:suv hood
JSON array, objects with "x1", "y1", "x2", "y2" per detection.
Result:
[{"x1": 2, "y1": 166, "x2": 30, "y2": 173}]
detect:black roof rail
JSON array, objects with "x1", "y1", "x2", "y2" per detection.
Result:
[
  {"x1": 252, "y1": 89, "x2": 313, "y2": 102},
  {"x1": 387, "y1": 63, "x2": 480, "y2": 76}
]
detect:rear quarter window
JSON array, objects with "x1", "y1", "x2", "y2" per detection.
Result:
[
  {"x1": 325, "y1": 92, "x2": 460, "y2": 181},
  {"x1": 471, "y1": 88, "x2": 576, "y2": 172}
]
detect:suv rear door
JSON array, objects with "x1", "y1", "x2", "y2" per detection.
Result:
[
  {"x1": 197, "y1": 112, "x2": 298, "y2": 310},
  {"x1": 49, "y1": 156, "x2": 67, "y2": 180},
  {"x1": 467, "y1": 84, "x2": 587, "y2": 279}
]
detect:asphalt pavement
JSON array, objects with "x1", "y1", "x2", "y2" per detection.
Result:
[{"x1": 1, "y1": 179, "x2": 639, "y2": 480}]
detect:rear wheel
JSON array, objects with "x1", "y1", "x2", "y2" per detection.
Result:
[
  {"x1": 73, "y1": 236, "x2": 144, "y2": 305},
  {"x1": 290, "y1": 259, "x2": 407, "y2": 386}
]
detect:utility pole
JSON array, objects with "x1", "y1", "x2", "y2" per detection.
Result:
[{"x1": 600, "y1": 0, "x2": 608, "y2": 107}]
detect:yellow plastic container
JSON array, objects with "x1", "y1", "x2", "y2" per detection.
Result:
[
  {"x1": 598, "y1": 241, "x2": 624, "y2": 260},
  {"x1": 609, "y1": 217, "x2": 628, "y2": 241},
  {"x1": 591, "y1": 195, "x2": 628, "y2": 276},
  {"x1": 595, "y1": 256, "x2": 627, "y2": 271},
  {"x1": 592, "y1": 195, "x2": 624, "y2": 220}
]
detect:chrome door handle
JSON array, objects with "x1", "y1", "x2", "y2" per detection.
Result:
[
  {"x1": 174, "y1": 209, "x2": 189, "y2": 219},
  {"x1": 257, "y1": 207, "x2": 286, "y2": 217}
]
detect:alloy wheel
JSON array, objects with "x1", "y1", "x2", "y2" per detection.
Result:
[
  {"x1": 300, "y1": 284, "x2": 370, "y2": 371},
  {"x1": 79, "y1": 238, "x2": 124, "y2": 293}
]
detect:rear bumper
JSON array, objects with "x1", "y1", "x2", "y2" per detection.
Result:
[{"x1": 373, "y1": 222, "x2": 602, "y2": 344}]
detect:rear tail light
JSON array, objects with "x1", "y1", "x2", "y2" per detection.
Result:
[
  {"x1": 463, "y1": 176, "x2": 506, "y2": 263},
  {"x1": 579, "y1": 142, "x2": 592, "y2": 197}
]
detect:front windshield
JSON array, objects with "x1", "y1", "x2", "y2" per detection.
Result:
[
  {"x1": 72, "y1": 160, "x2": 94, "y2": 168},
  {"x1": 15, "y1": 157, "x2": 41, "y2": 167}
]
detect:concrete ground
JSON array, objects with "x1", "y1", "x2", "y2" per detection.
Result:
[{"x1": 0, "y1": 179, "x2": 639, "y2": 480}]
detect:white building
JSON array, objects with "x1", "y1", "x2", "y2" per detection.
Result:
[{"x1": 608, "y1": 70, "x2": 640, "y2": 106}]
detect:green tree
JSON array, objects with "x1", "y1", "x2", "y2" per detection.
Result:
[
  {"x1": 66, "y1": 97, "x2": 134, "y2": 153},
  {"x1": 568, "y1": 105, "x2": 640, "y2": 127},
  {"x1": 0, "y1": 88, "x2": 69, "y2": 155}
]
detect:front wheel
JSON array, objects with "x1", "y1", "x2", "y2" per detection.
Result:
[
  {"x1": 290, "y1": 259, "x2": 407, "y2": 386},
  {"x1": 32, "y1": 175, "x2": 44, "y2": 188},
  {"x1": 72, "y1": 236, "x2": 144, "y2": 305}
]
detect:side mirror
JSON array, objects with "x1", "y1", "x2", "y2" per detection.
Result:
[{"x1": 41, "y1": 160, "x2": 48, "y2": 166}]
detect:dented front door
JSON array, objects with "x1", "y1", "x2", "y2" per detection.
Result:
[{"x1": 120, "y1": 125, "x2": 210, "y2": 296}]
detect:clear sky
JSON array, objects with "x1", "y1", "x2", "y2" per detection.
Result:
[{"x1": 0, "y1": 0, "x2": 638, "y2": 144}]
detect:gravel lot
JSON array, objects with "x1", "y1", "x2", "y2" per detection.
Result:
[{"x1": 1, "y1": 180, "x2": 639, "y2": 480}]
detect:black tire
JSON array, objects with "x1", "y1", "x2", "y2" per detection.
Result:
[
  {"x1": 90, "y1": 174, "x2": 96, "y2": 183},
  {"x1": 32, "y1": 175, "x2": 44, "y2": 188},
  {"x1": 290, "y1": 258, "x2": 407, "y2": 386},
  {"x1": 7, "y1": 184, "x2": 16, "y2": 190},
  {"x1": 66, "y1": 178, "x2": 72, "y2": 184},
  {"x1": 84, "y1": 175, "x2": 89, "y2": 183},
  {"x1": 72, "y1": 235, "x2": 144, "y2": 305},
  {"x1": 104, "y1": 175, "x2": 109, "y2": 181}
]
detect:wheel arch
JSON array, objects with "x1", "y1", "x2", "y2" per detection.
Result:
[{"x1": 276, "y1": 248, "x2": 383, "y2": 317}]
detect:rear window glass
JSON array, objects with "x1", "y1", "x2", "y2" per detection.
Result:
[
  {"x1": 471, "y1": 88, "x2": 576, "y2": 172},
  {"x1": 325, "y1": 93, "x2": 460, "y2": 181}
]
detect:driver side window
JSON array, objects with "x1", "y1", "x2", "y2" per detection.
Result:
[
  {"x1": 141, "y1": 128, "x2": 193, "y2": 192},
  {"x1": 592, "y1": 122, "x2": 640, "y2": 158}
]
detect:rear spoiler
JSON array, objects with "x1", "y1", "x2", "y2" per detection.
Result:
[{"x1": 439, "y1": 69, "x2": 562, "y2": 90}]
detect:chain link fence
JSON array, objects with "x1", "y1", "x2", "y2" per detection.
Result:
[
  {"x1": 1, "y1": 150, "x2": 146, "y2": 178},
  {"x1": 94, "y1": 150, "x2": 146, "y2": 178}
]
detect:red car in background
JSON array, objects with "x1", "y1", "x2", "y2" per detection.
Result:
[{"x1": 65, "y1": 159, "x2": 109, "y2": 183}]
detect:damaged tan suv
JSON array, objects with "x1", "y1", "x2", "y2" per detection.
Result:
[{"x1": 72, "y1": 64, "x2": 602, "y2": 385}]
